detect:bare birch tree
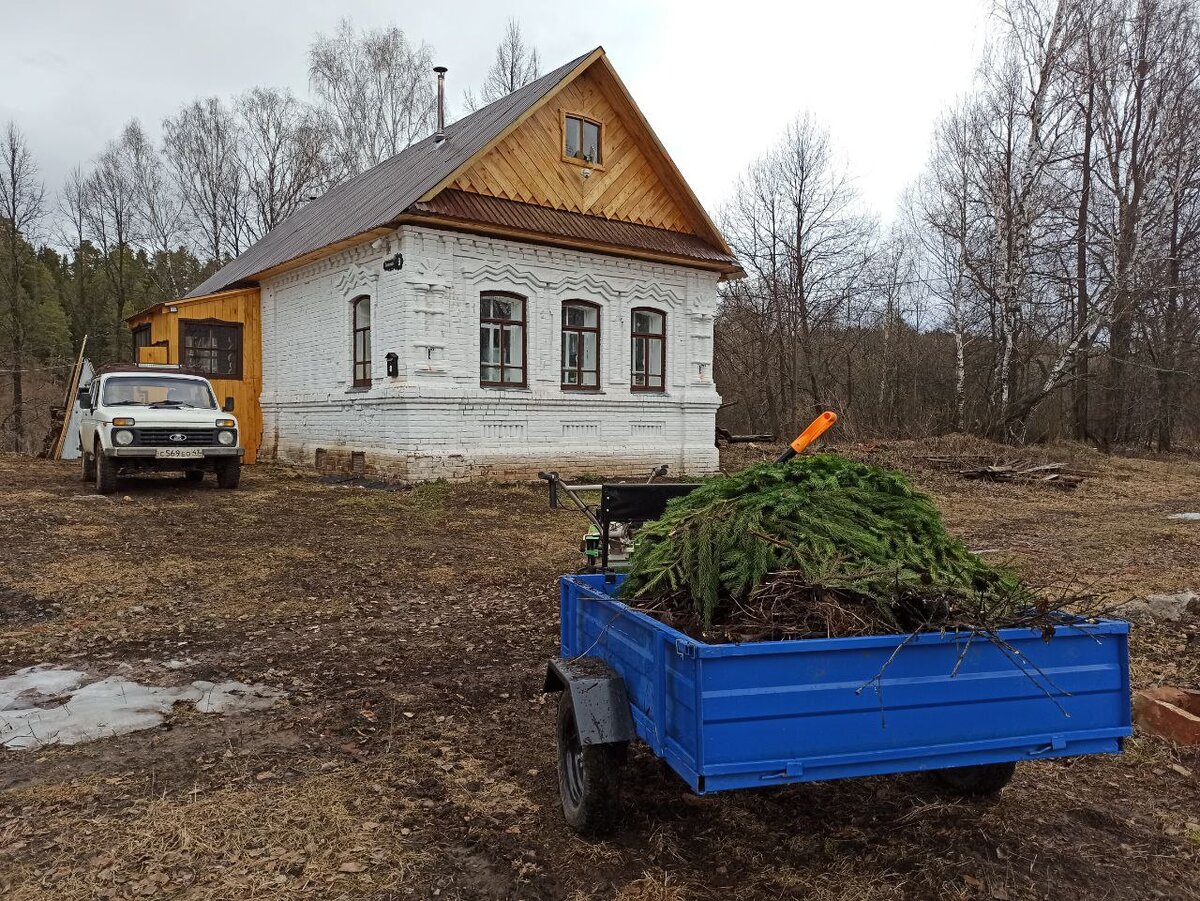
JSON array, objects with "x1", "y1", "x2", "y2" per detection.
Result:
[
  {"x1": 121, "y1": 119, "x2": 189, "y2": 298},
  {"x1": 58, "y1": 165, "x2": 94, "y2": 346},
  {"x1": 463, "y1": 19, "x2": 541, "y2": 113},
  {"x1": 911, "y1": 103, "x2": 987, "y2": 433},
  {"x1": 83, "y1": 127, "x2": 145, "y2": 359},
  {"x1": 1131, "y1": 1, "x2": 1200, "y2": 449},
  {"x1": 163, "y1": 98, "x2": 244, "y2": 264},
  {"x1": 1088, "y1": 0, "x2": 1200, "y2": 447},
  {"x1": 309, "y1": 20, "x2": 436, "y2": 179},
  {"x1": 720, "y1": 114, "x2": 876, "y2": 435},
  {"x1": 235, "y1": 87, "x2": 332, "y2": 241}
]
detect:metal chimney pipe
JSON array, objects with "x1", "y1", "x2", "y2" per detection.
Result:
[{"x1": 433, "y1": 66, "x2": 447, "y2": 142}]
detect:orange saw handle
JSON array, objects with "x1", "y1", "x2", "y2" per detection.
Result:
[{"x1": 775, "y1": 411, "x2": 838, "y2": 463}]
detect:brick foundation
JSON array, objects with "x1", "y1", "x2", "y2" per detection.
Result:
[{"x1": 282, "y1": 441, "x2": 717, "y2": 483}]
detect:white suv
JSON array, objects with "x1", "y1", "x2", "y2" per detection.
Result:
[{"x1": 78, "y1": 367, "x2": 244, "y2": 494}]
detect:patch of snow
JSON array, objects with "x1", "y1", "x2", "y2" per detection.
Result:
[
  {"x1": 0, "y1": 665, "x2": 285, "y2": 751},
  {"x1": 1168, "y1": 513, "x2": 1200, "y2": 521},
  {"x1": 0, "y1": 665, "x2": 88, "y2": 711}
]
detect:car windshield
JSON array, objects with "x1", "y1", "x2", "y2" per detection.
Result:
[{"x1": 102, "y1": 376, "x2": 217, "y2": 409}]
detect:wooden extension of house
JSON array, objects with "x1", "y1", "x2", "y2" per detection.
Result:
[
  {"x1": 126, "y1": 289, "x2": 263, "y2": 462},
  {"x1": 124, "y1": 47, "x2": 742, "y2": 480}
]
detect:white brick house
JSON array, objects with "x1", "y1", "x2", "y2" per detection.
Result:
[{"x1": 182, "y1": 47, "x2": 742, "y2": 480}]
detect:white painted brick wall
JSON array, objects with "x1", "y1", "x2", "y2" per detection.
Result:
[{"x1": 258, "y1": 225, "x2": 722, "y2": 480}]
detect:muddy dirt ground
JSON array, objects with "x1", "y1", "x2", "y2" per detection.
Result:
[{"x1": 1, "y1": 440, "x2": 1198, "y2": 900}]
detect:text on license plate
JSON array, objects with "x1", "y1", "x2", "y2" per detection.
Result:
[{"x1": 155, "y1": 448, "x2": 204, "y2": 459}]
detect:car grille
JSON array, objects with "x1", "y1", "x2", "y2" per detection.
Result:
[{"x1": 132, "y1": 428, "x2": 219, "y2": 447}]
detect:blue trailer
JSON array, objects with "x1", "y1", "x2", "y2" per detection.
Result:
[{"x1": 545, "y1": 571, "x2": 1132, "y2": 834}]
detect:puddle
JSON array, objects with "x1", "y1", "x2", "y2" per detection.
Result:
[
  {"x1": 193, "y1": 680, "x2": 283, "y2": 714},
  {"x1": 0, "y1": 665, "x2": 285, "y2": 751}
]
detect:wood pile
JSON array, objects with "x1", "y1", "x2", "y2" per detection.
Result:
[
  {"x1": 38, "y1": 406, "x2": 68, "y2": 459},
  {"x1": 926, "y1": 454, "x2": 1086, "y2": 489}
]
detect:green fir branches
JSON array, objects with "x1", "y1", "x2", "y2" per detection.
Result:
[{"x1": 621, "y1": 455, "x2": 1028, "y2": 633}]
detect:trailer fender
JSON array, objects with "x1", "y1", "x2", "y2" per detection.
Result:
[{"x1": 544, "y1": 657, "x2": 636, "y2": 746}]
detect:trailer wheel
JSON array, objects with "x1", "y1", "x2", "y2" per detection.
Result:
[
  {"x1": 933, "y1": 761, "x2": 1016, "y2": 796},
  {"x1": 557, "y1": 690, "x2": 624, "y2": 835}
]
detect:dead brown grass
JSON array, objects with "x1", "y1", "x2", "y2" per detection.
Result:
[
  {"x1": 4, "y1": 766, "x2": 435, "y2": 901},
  {"x1": 611, "y1": 871, "x2": 692, "y2": 901},
  {"x1": 1, "y1": 448, "x2": 1197, "y2": 901}
]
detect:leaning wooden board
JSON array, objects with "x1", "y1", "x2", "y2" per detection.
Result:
[{"x1": 51, "y1": 336, "x2": 88, "y2": 461}]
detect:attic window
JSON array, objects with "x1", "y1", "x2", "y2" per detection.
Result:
[{"x1": 563, "y1": 113, "x2": 602, "y2": 166}]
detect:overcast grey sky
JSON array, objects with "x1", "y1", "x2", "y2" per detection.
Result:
[{"x1": 0, "y1": 0, "x2": 990, "y2": 222}]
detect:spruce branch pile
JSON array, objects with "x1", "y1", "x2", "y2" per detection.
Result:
[{"x1": 621, "y1": 455, "x2": 1039, "y2": 640}]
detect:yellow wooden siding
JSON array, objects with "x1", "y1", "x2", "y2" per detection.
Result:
[
  {"x1": 449, "y1": 66, "x2": 701, "y2": 234},
  {"x1": 137, "y1": 345, "x2": 168, "y2": 365},
  {"x1": 127, "y1": 287, "x2": 263, "y2": 463}
]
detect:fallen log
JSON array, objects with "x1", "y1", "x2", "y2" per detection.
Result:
[
  {"x1": 716, "y1": 427, "x2": 775, "y2": 444},
  {"x1": 925, "y1": 456, "x2": 1086, "y2": 489}
]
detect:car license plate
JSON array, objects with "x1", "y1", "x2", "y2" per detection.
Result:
[{"x1": 155, "y1": 448, "x2": 204, "y2": 459}]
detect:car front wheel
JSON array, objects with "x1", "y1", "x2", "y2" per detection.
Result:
[
  {"x1": 215, "y1": 458, "x2": 241, "y2": 489},
  {"x1": 94, "y1": 446, "x2": 117, "y2": 495}
]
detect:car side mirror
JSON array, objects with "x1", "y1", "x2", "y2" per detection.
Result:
[
  {"x1": 77, "y1": 386, "x2": 91, "y2": 409},
  {"x1": 222, "y1": 397, "x2": 235, "y2": 413}
]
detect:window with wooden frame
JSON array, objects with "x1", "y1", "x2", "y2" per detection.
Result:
[
  {"x1": 351, "y1": 295, "x2": 372, "y2": 387},
  {"x1": 630, "y1": 308, "x2": 666, "y2": 392},
  {"x1": 562, "y1": 112, "x2": 603, "y2": 167},
  {"x1": 479, "y1": 292, "x2": 526, "y2": 387},
  {"x1": 180, "y1": 318, "x2": 243, "y2": 380},
  {"x1": 132, "y1": 323, "x2": 152, "y2": 354},
  {"x1": 561, "y1": 301, "x2": 600, "y2": 390}
]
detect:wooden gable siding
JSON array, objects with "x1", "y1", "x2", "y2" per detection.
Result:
[
  {"x1": 126, "y1": 287, "x2": 263, "y2": 463},
  {"x1": 448, "y1": 66, "x2": 699, "y2": 235}
]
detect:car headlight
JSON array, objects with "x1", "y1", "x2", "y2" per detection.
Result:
[
  {"x1": 217, "y1": 430, "x2": 235, "y2": 446},
  {"x1": 113, "y1": 429, "x2": 134, "y2": 446}
]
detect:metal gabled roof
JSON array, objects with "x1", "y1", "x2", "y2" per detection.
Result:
[{"x1": 187, "y1": 49, "x2": 600, "y2": 297}]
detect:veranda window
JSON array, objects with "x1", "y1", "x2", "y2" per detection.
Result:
[{"x1": 180, "y1": 319, "x2": 243, "y2": 380}]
